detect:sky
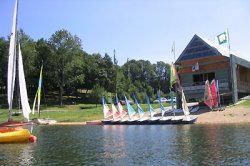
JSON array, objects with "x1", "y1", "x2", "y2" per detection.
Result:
[{"x1": 1, "y1": 0, "x2": 250, "y2": 66}]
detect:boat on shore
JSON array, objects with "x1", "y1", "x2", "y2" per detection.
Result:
[
  {"x1": 33, "y1": 118, "x2": 57, "y2": 125},
  {"x1": 32, "y1": 65, "x2": 57, "y2": 125}
]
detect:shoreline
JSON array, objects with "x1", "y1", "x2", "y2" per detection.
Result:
[{"x1": 51, "y1": 105, "x2": 250, "y2": 125}]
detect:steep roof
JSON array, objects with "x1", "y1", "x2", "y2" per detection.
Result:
[{"x1": 176, "y1": 34, "x2": 234, "y2": 63}]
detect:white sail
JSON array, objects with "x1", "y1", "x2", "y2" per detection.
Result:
[
  {"x1": 7, "y1": 0, "x2": 18, "y2": 109},
  {"x1": 18, "y1": 44, "x2": 31, "y2": 121},
  {"x1": 181, "y1": 89, "x2": 190, "y2": 116}
]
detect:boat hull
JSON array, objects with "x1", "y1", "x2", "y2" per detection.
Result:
[
  {"x1": 0, "y1": 128, "x2": 31, "y2": 143},
  {"x1": 33, "y1": 118, "x2": 57, "y2": 125},
  {"x1": 158, "y1": 117, "x2": 172, "y2": 124},
  {"x1": 180, "y1": 116, "x2": 198, "y2": 124},
  {"x1": 171, "y1": 116, "x2": 184, "y2": 124},
  {"x1": 101, "y1": 120, "x2": 113, "y2": 125}
]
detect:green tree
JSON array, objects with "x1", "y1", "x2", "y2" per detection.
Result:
[
  {"x1": 18, "y1": 29, "x2": 37, "y2": 91},
  {"x1": 0, "y1": 37, "x2": 8, "y2": 94},
  {"x1": 49, "y1": 29, "x2": 82, "y2": 106},
  {"x1": 83, "y1": 53, "x2": 101, "y2": 93},
  {"x1": 35, "y1": 38, "x2": 55, "y2": 96},
  {"x1": 65, "y1": 49, "x2": 85, "y2": 99}
]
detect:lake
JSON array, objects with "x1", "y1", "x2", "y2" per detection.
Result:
[{"x1": 1, "y1": 124, "x2": 250, "y2": 165}]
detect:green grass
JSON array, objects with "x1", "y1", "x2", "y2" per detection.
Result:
[
  {"x1": 0, "y1": 103, "x2": 171, "y2": 123},
  {"x1": 238, "y1": 100, "x2": 250, "y2": 107}
]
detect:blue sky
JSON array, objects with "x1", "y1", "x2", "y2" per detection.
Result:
[{"x1": 1, "y1": 0, "x2": 250, "y2": 65}]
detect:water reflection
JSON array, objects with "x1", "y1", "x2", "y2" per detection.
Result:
[
  {"x1": 1, "y1": 124, "x2": 250, "y2": 165},
  {"x1": 0, "y1": 143, "x2": 35, "y2": 165}
]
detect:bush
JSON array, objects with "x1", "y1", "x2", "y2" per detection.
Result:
[{"x1": 89, "y1": 85, "x2": 108, "y2": 104}]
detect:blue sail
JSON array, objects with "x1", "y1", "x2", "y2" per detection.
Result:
[
  {"x1": 145, "y1": 93, "x2": 155, "y2": 118},
  {"x1": 133, "y1": 94, "x2": 144, "y2": 119},
  {"x1": 102, "y1": 96, "x2": 106, "y2": 106},
  {"x1": 124, "y1": 95, "x2": 136, "y2": 120},
  {"x1": 157, "y1": 90, "x2": 165, "y2": 117}
]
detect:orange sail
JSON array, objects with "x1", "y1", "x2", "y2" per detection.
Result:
[
  {"x1": 210, "y1": 79, "x2": 218, "y2": 108},
  {"x1": 204, "y1": 80, "x2": 213, "y2": 110}
]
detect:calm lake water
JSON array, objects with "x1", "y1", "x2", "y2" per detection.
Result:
[{"x1": 1, "y1": 124, "x2": 250, "y2": 166}]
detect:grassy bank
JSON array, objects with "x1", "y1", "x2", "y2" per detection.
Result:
[
  {"x1": 0, "y1": 103, "x2": 170, "y2": 123},
  {"x1": 2, "y1": 100, "x2": 248, "y2": 124}
]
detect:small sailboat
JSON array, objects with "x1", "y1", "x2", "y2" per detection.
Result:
[
  {"x1": 169, "y1": 63, "x2": 183, "y2": 124},
  {"x1": 204, "y1": 80, "x2": 213, "y2": 110},
  {"x1": 145, "y1": 93, "x2": 160, "y2": 124},
  {"x1": 101, "y1": 96, "x2": 113, "y2": 124},
  {"x1": 32, "y1": 65, "x2": 57, "y2": 125},
  {"x1": 157, "y1": 91, "x2": 171, "y2": 124},
  {"x1": 110, "y1": 98, "x2": 121, "y2": 124},
  {"x1": 0, "y1": 0, "x2": 33, "y2": 130},
  {"x1": 133, "y1": 94, "x2": 149, "y2": 125},
  {"x1": 0, "y1": 0, "x2": 36, "y2": 143},
  {"x1": 123, "y1": 95, "x2": 139, "y2": 124},
  {"x1": 181, "y1": 89, "x2": 198, "y2": 124},
  {"x1": 210, "y1": 79, "x2": 219, "y2": 110},
  {"x1": 116, "y1": 95, "x2": 127, "y2": 118}
]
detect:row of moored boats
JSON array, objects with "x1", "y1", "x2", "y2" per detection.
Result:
[{"x1": 101, "y1": 91, "x2": 198, "y2": 125}]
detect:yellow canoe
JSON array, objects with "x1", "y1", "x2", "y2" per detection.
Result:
[{"x1": 0, "y1": 128, "x2": 31, "y2": 143}]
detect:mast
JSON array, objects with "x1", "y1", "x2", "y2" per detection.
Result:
[
  {"x1": 8, "y1": 0, "x2": 18, "y2": 122},
  {"x1": 170, "y1": 42, "x2": 176, "y2": 117}
]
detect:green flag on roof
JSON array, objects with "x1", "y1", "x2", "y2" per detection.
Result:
[{"x1": 217, "y1": 32, "x2": 228, "y2": 45}]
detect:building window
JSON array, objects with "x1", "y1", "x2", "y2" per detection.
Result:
[{"x1": 193, "y1": 72, "x2": 215, "y2": 85}]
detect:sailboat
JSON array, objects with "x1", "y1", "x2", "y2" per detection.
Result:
[
  {"x1": 169, "y1": 63, "x2": 184, "y2": 124},
  {"x1": 169, "y1": 64, "x2": 198, "y2": 124},
  {"x1": 180, "y1": 89, "x2": 198, "y2": 124},
  {"x1": 0, "y1": 0, "x2": 37, "y2": 143},
  {"x1": 109, "y1": 98, "x2": 120, "y2": 124},
  {"x1": 115, "y1": 95, "x2": 127, "y2": 119},
  {"x1": 133, "y1": 94, "x2": 149, "y2": 124},
  {"x1": 1, "y1": 0, "x2": 32, "y2": 127},
  {"x1": 145, "y1": 93, "x2": 160, "y2": 124},
  {"x1": 157, "y1": 91, "x2": 171, "y2": 124},
  {"x1": 32, "y1": 65, "x2": 56, "y2": 125},
  {"x1": 210, "y1": 79, "x2": 218, "y2": 110},
  {"x1": 101, "y1": 96, "x2": 113, "y2": 124},
  {"x1": 122, "y1": 95, "x2": 139, "y2": 124},
  {"x1": 204, "y1": 80, "x2": 213, "y2": 110}
]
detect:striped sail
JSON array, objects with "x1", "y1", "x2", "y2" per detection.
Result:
[
  {"x1": 115, "y1": 95, "x2": 127, "y2": 119},
  {"x1": 18, "y1": 44, "x2": 31, "y2": 121},
  {"x1": 124, "y1": 95, "x2": 136, "y2": 120},
  {"x1": 32, "y1": 65, "x2": 43, "y2": 115},
  {"x1": 204, "y1": 80, "x2": 213, "y2": 109},
  {"x1": 210, "y1": 79, "x2": 218, "y2": 108},
  {"x1": 37, "y1": 65, "x2": 43, "y2": 114},
  {"x1": 102, "y1": 96, "x2": 112, "y2": 119},
  {"x1": 133, "y1": 94, "x2": 144, "y2": 119},
  {"x1": 111, "y1": 99, "x2": 120, "y2": 120}
]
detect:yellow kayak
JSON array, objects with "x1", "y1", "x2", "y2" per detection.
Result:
[{"x1": 0, "y1": 128, "x2": 32, "y2": 143}]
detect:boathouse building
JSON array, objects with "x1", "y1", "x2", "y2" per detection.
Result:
[{"x1": 175, "y1": 34, "x2": 250, "y2": 104}]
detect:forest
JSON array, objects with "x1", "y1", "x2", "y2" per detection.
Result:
[{"x1": 0, "y1": 29, "x2": 173, "y2": 107}]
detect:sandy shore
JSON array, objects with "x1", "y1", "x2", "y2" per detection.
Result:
[{"x1": 195, "y1": 106, "x2": 250, "y2": 124}]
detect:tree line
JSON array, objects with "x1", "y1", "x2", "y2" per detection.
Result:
[{"x1": 0, "y1": 29, "x2": 172, "y2": 107}]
